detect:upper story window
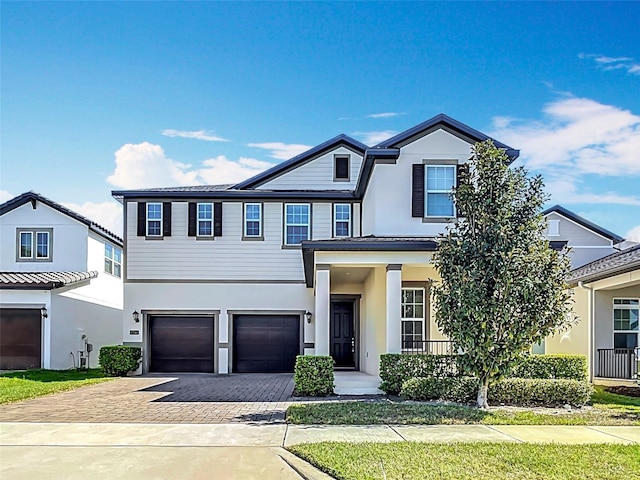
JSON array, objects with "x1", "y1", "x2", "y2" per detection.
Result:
[
  {"x1": 334, "y1": 204, "x2": 351, "y2": 237},
  {"x1": 548, "y1": 219, "x2": 560, "y2": 237},
  {"x1": 334, "y1": 155, "x2": 350, "y2": 182},
  {"x1": 401, "y1": 288, "x2": 425, "y2": 350},
  {"x1": 17, "y1": 228, "x2": 53, "y2": 262},
  {"x1": 284, "y1": 203, "x2": 310, "y2": 245},
  {"x1": 244, "y1": 203, "x2": 262, "y2": 238},
  {"x1": 104, "y1": 243, "x2": 122, "y2": 278},
  {"x1": 197, "y1": 203, "x2": 213, "y2": 236},
  {"x1": 425, "y1": 165, "x2": 456, "y2": 217},
  {"x1": 146, "y1": 203, "x2": 162, "y2": 236},
  {"x1": 613, "y1": 298, "x2": 639, "y2": 349}
]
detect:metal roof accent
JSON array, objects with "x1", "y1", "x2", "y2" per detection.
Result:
[
  {"x1": 112, "y1": 189, "x2": 358, "y2": 201},
  {"x1": 0, "y1": 271, "x2": 99, "y2": 290},
  {"x1": 0, "y1": 192, "x2": 123, "y2": 246},
  {"x1": 543, "y1": 204, "x2": 624, "y2": 244},
  {"x1": 568, "y1": 244, "x2": 640, "y2": 285}
]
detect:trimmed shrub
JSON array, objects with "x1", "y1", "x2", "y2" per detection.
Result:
[
  {"x1": 294, "y1": 355, "x2": 334, "y2": 396},
  {"x1": 380, "y1": 354, "x2": 461, "y2": 395},
  {"x1": 509, "y1": 354, "x2": 588, "y2": 381},
  {"x1": 99, "y1": 345, "x2": 141, "y2": 377},
  {"x1": 401, "y1": 376, "x2": 593, "y2": 406}
]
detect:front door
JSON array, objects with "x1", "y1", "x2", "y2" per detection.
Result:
[{"x1": 330, "y1": 301, "x2": 355, "y2": 368}]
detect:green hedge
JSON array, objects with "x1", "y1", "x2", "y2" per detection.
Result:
[
  {"x1": 380, "y1": 353, "x2": 588, "y2": 394},
  {"x1": 401, "y1": 377, "x2": 593, "y2": 406},
  {"x1": 294, "y1": 355, "x2": 334, "y2": 396},
  {"x1": 379, "y1": 354, "x2": 461, "y2": 395},
  {"x1": 99, "y1": 346, "x2": 142, "y2": 377}
]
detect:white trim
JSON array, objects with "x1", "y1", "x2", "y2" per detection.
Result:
[
  {"x1": 333, "y1": 203, "x2": 351, "y2": 238},
  {"x1": 401, "y1": 287, "x2": 425, "y2": 349},
  {"x1": 35, "y1": 231, "x2": 50, "y2": 259},
  {"x1": 243, "y1": 203, "x2": 262, "y2": 238},
  {"x1": 284, "y1": 203, "x2": 310, "y2": 245},
  {"x1": 612, "y1": 297, "x2": 639, "y2": 349},
  {"x1": 567, "y1": 246, "x2": 618, "y2": 249},
  {"x1": 197, "y1": 202, "x2": 214, "y2": 237},
  {"x1": 424, "y1": 164, "x2": 456, "y2": 218},
  {"x1": 146, "y1": 202, "x2": 163, "y2": 237},
  {"x1": 104, "y1": 243, "x2": 123, "y2": 278},
  {"x1": 19, "y1": 231, "x2": 34, "y2": 259},
  {"x1": 547, "y1": 219, "x2": 560, "y2": 237}
]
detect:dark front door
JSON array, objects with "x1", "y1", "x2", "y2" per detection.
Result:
[
  {"x1": 0, "y1": 308, "x2": 42, "y2": 370},
  {"x1": 331, "y1": 301, "x2": 355, "y2": 368},
  {"x1": 149, "y1": 316, "x2": 214, "y2": 373},
  {"x1": 233, "y1": 315, "x2": 300, "y2": 373}
]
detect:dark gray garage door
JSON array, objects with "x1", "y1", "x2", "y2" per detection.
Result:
[
  {"x1": 0, "y1": 308, "x2": 42, "y2": 370},
  {"x1": 233, "y1": 315, "x2": 300, "y2": 373},
  {"x1": 149, "y1": 316, "x2": 214, "y2": 373}
]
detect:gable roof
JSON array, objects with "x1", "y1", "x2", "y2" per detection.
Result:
[
  {"x1": 0, "y1": 271, "x2": 98, "y2": 290},
  {"x1": 543, "y1": 205, "x2": 624, "y2": 244},
  {"x1": 569, "y1": 244, "x2": 640, "y2": 285},
  {"x1": 233, "y1": 134, "x2": 368, "y2": 189},
  {"x1": 0, "y1": 192, "x2": 123, "y2": 246}
]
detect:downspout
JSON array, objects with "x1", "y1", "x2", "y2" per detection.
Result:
[{"x1": 578, "y1": 281, "x2": 594, "y2": 382}]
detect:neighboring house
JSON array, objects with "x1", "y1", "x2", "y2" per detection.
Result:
[
  {"x1": 113, "y1": 114, "x2": 522, "y2": 376},
  {"x1": 546, "y1": 244, "x2": 640, "y2": 384},
  {"x1": 543, "y1": 205, "x2": 624, "y2": 269},
  {"x1": 0, "y1": 192, "x2": 123, "y2": 370}
]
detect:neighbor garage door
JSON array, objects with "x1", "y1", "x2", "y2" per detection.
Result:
[
  {"x1": 149, "y1": 316, "x2": 214, "y2": 373},
  {"x1": 233, "y1": 314, "x2": 300, "y2": 373},
  {"x1": 0, "y1": 308, "x2": 42, "y2": 370}
]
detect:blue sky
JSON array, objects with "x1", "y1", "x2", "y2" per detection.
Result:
[{"x1": 2, "y1": 1, "x2": 639, "y2": 240}]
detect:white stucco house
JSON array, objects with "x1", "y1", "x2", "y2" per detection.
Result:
[
  {"x1": 112, "y1": 113, "x2": 635, "y2": 383},
  {"x1": 0, "y1": 192, "x2": 123, "y2": 370}
]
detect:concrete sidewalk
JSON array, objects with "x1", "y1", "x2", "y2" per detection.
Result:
[{"x1": 1, "y1": 423, "x2": 638, "y2": 479}]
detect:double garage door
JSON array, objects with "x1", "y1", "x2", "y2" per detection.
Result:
[
  {"x1": 149, "y1": 314, "x2": 300, "y2": 373},
  {"x1": 0, "y1": 308, "x2": 42, "y2": 370}
]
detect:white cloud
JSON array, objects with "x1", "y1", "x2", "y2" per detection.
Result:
[
  {"x1": 161, "y1": 129, "x2": 229, "y2": 142},
  {"x1": 64, "y1": 201, "x2": 123, "y2": 236},
  {"x1": 626, "y1": 225, "x2": 640, "y2": 243},
  {"x1": 544, "y1": 178, "x2": 640, "y2": 207},
  {"x1": 579, "y1": 53, "x2": 640, "y2": 76},
  {"x1": 0, "y1": 190, "x2": 15, "y2": 202},
  {"x1": 107, "y1": 142, "x2": 274, "y2": 190},
  {"x1": 367, "y1": 112, "x2": 403, "y2": 119},
  {"x1": 248, "y1": 142, "x2": 311, "y2": 160},
  {"x1": 352, "y1": 130, "x2": 398, "y2": 145}
]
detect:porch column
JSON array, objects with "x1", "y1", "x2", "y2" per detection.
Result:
[
  {"x1": 386, "y1": 264, "x2": 402, "y2": 354},
  {"x1": 314, "y1": 265, "x2": 331, "y2": 355}
]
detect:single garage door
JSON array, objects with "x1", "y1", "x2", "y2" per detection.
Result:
[
  {"x1": 149, "y1": 315, "x2": 214, "y2": 373},
  {"x1": 233, "y1": 314, "x2": 300, "y2": 373},
  {"x1": 0, "y1": 308, "x2": 42, "y2": 370}
]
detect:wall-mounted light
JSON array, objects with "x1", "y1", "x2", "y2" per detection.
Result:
[
  {"x1": 132, "y1": 310, "x2": 140, "y2": 323},
  {"x1": 40, "y1": 306, "x2": 48, "y2": 318},
  {"x1": 305, "y1": 311, "x2": 313, "y2": 323}
]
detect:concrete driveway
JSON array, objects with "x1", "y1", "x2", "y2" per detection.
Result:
[{"x1": 0, "y1": 373, "x2": 295, "y2": 424}]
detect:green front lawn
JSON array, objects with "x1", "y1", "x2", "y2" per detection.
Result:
[
  {"x1": 0, "y1": 369, "x2": 112, "y2": 404},
  {"x1": 288, "y1": 443, "x2": 640, "y2": 480},
  {"x1": 287, "y1": 386, "x2": 640, "y2": 426}
]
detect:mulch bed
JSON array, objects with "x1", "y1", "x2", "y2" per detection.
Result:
[{"x1": 605, "y1": 386, "x2": 640, "y2": 398}]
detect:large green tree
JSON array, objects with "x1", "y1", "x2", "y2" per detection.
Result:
[{"x1": 432, "y1": 140, "x2": 573, "y2": 409}]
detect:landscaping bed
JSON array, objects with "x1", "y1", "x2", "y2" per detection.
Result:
[
  {"x1": 606, "y1": 385, "x2": 640, "y2": 398},
  {"x1": 288, "y1": 442, "x2": 640, "y2": 480}
]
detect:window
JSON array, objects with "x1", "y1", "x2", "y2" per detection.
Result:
[
  {"x1": 146, "y1": 203, "x2": 162, "y2": 236},
  {"x1": 284, "y1": 204, "x2": 310, "y2": 245},
  {"x1": 244, "y1": 203, "x2": 262, "y2": 238},
  {"x1": 401, "y1": 288, "x2": 425, "y2": 349},
  {"x1": 613, "y1": 299, "x2": 639, "y2": 349},
  {"x1": 425, "y1": 165, "x2": 456, "y2": 217},
  {"x1": 17, "y1": 228, "x2": 52, "y2": 261},
  {"x1": 104, "y1": 243, "x2": 122, "y2": 278},
  {"x1": 334, "y1": 204, "x2": 351, "y2": 237},
  {"x1": 548, "y1": 219, "x2": 560, "y2": 237},
  {"x1": 197, "y1": 203, "x2": 213, "y2": 236},
  {"x1": 334, "y1": 155, "x2": 350, "y2": 181}
]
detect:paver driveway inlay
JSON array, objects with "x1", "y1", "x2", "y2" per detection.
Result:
[{"x1": 0, "y1": 374, "x2": 295, "y2": 424}]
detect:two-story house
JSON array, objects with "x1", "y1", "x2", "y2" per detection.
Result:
[
  {"x1": 113, "y1": 114, "x2": 522, "y2": 377},
  {"x1": 0, "y1": 192, "x2": 123, "y2": 370}
]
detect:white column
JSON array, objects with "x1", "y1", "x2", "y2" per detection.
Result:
[
  {"x1": 314, "y1": 265, "x2": 331, "y2": 355},
  {"x1": 386, "y1": 264, "x2": 402, "y2": 354}
]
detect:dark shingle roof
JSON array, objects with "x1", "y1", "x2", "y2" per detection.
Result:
[
  {"x1": 128, "y1": 184, "x2": 234, "y2": 192},
  {"x1": 0, "y1": 271, "x2": 98, "y2": 290},
  {"x1": 0, "y1": 192, "x2": 122, "y2": 246},
  {"x1": 569, "y1": 244, "x2": 640, "y2": 284},
  {"x1": 543, "y1": 205, "x2": 624, "y2": 244}
]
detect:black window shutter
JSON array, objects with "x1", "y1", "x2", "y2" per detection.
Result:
[
  {"x1": 411, "y1": 164, "x2": 424, "y2": 218},
  {"x1": 456, "y1": 163, "x2": 469, "y2": 218},
  {"x1": 214, "y1": 202, "x2": 223, "y2": 236},
  {"x1": 188, "y1": 202, "x2": 197, "y2": 237},
  {"x1": 163, "y1": 202, "x2": 172, "y2": 237},
  {"x1": 137, "y1": 202, "x2": 146, "y2": 236}
]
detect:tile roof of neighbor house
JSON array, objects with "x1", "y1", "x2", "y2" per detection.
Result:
[
  {"x1": 569, "y1": 244, "x2": 640, "y2": 284},
  {"x1": 543, "y1": 204, "x2": 624, "y2": 244},
  {"x1": 0, "y1": 271, "x2": 99, "y2": 290},
  {"x1": 0, "y1": 192, "x2": 123, "y2": 246}
]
